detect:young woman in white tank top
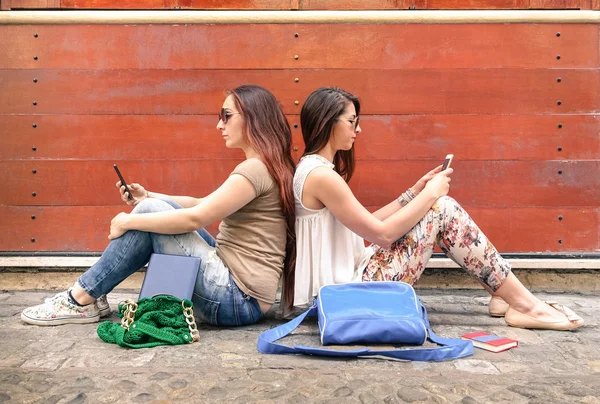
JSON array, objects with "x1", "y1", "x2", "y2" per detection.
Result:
[{"x1": 293, "y1": 87, "x2": 583, "y2": 331}]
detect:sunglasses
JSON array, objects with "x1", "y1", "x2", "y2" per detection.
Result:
[
  {"x1": 337, "y1": 116, "x2": 360, "y2": 130},
  {"x1": 219, "y1": 108, "x2": 241, "y2": 124}
]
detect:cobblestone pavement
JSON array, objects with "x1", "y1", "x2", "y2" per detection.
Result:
[{"x1": 0, "y1": 289, "x2": 598, "y2": 404}]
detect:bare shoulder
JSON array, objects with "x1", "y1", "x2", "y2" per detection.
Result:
[
  {"x1": 306, "y1": 165, "x2": 343, "y2": 184},
  {"x1": 305, "y1": 166, "x2": 349, "y2": 197}
]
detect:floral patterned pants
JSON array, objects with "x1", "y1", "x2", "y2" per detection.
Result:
[{"x1": 362, "y1": 196, "x2": 511, "y2": 292}]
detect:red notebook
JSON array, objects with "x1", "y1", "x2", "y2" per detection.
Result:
[{"x1": 461, "y1": 332, "x2": 518, "y2": 353}]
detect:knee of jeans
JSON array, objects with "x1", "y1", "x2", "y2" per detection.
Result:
[
  {"x1": 132, "y1": 198, "x2": 173, "y2": 214},
  {"x1": 159, "y1": 199, "x2": 183, "y2": 210}
]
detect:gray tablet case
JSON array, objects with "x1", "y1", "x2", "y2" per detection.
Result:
[{"x1": 139, "y1": 254, "x2": 201, "y2": 300}]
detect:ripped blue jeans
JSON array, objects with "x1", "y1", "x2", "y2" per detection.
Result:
[{"x1": 77, "y1": 198, "x2": 264, "y2": 326}]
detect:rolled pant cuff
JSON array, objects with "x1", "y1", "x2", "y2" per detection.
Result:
[{"x1": 76, "y1": 277, "x2": 101, "y2": 300}]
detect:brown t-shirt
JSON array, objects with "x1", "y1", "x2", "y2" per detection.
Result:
[{"x1": 215, "y1": 158, "x2": 286, "y2": 304}]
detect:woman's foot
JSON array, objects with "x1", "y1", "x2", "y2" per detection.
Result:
[
  {"x1": 505, "y1": 301, "x2": 584, "y2": 331},
  {"x1": 21, "y1": 290, "x2": 101, "y2": 326},
  {"x1": 488, "y1": 296, "x2": 509, "y2": 317}
]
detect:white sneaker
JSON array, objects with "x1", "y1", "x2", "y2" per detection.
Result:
[
  {"x1": 44, "y1": 293, "x2": 111, "y2": 317},
  {"x1": 21, "y1": 291, "x2": 100, "y2": 326},
  {"x1": 96, "y1": 295, "x2": 111, "y2": 318}
]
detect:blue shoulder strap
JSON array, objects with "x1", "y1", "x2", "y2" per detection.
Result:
[{"x1": 257, "y1": 303, "x2": 473, "y2": 361}]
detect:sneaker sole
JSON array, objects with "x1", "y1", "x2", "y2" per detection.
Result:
[
  {"x1": 98, "y1": 306, "x2": 111, "y2": 318},
  {"x1": 21, "y1": 312, "x2": 100, "y2": 326}
]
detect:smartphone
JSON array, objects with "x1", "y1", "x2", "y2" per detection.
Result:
[
  {"x1": 442, "y1": 154, "x2": 454, "y2": 171},
  {"x1": 113, "y1": 164, "x2": 134, "y2": 200}
]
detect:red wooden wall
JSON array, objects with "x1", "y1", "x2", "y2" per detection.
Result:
[{"x1": 0, "y1": 18, "x2": 599, "y2": 253}]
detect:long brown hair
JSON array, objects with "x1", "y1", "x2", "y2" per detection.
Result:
[
  {"x1": 228, "y1": 85, "x2": 296, "y2": 310},
  {"x1": 300, "y1": 87, "x2": 360, "y2": 182}
]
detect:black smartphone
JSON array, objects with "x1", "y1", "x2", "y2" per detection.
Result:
[
  {"x1": 113, "y1": 164, "x2": 134, "y2": 200},
  {"x1": 442, "y1": 154, "x2": 454, "y2": 171}
]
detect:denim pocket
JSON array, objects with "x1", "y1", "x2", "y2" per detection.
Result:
[
  {"x1": 239, "y1": 295, "x2": 264, "y2": 326},
  {"x1": 193, "y1": 293, "x2": 220, "y2": 325}
]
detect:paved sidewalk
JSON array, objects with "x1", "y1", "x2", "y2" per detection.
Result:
[{"x1": 0, "y1": 289, "x2": 598, "y2": 404}]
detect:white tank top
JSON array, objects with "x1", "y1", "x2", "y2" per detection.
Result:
[{"x1": 293, "y1": 154, "x2": 374, "y2": 307}]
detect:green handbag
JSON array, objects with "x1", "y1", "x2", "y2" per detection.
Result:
[{"x1": 97, "y1": 294, "x2": 200, "y2": 349}]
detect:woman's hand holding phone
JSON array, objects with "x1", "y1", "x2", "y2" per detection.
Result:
[
  {"x1": 114, "y1": 164, "x2": 148, "y2": 206},
  {"x1": 411, "y1": 165, "x2": 443, "y2": 195},
  {"x1": 424, "y1": 168, "x2": 453, "y2": 199},
  {"x1": 411, "y1": 155, "x2": 454, "y2": 196},
  {"x1": 116, "y1": 181, "x2": 148, "y2": 206}
]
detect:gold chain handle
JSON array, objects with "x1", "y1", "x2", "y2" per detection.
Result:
[
  {"x1": 182, "y1": 300, "x2": 200, "y2": 342},
  {"x1": 120, "y1": 300, "x2": 138, "y2": 330}
]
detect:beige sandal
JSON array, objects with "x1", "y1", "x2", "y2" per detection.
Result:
[
  {"x1": 488, "y1": 296, "x2": 509, "y2": 317},
  {"x1": 504, "y1": 301, "x2": 584, "y2": 331}
]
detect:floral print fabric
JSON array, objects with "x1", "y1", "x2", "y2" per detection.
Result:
[{"x1": 362, "y1": 196, "x2": 511, "y2": 292}]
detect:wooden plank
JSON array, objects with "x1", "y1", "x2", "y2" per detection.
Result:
[
  {"x1": 0, "y1": 206, "x2": 220, "y2": 251},
  {"x1": 0, "y1": 160, "x2": 240, "y2": 206},
  {"x1": 413, "y1": 1, "x2": 527, "y2": 9},
  {"x1": 1, "y1": 160, "x2": 598, "y2": 206},
  {"x1": 179, "y1": 0, "x2": 294, "y2": 8},
  {"x1": 60, "y1": 0, "x2": 298, "y2": 8},
  {"x1": 60, "y1": 0, "x2": 295, "y2": 9},
  {"x1": 1, "y1": 69, "x2": 597, "y2": 115},
  {"x1": 1, "y1": 24, "x2": 597, "y2": 69},
  {"x1": 0, "y1": 0, "x2": 11, "y2": 9},
  {"x1": 300, "y1": 0, "x2": 408, "y2": 9},
  {"x1": 460, "y1": 207, "x2": 599, "y2": 252},
  {"x1": 349, "y1": 161, "x2": 600, "y2": 207},
  {"x1": 0, "y1": 206, "x2": 596, "y2": 251},
  {"x1": 5, "y1": 0, "x2": 58, "y2": 7},
  {"x1": 1, "y1": 115, "x2": 598, "y2": 161},
  {"x1": 0, "y1": 115, "x2": 247, "y2": 160},
  {"x1": 0, "y1": 114, "x2": 306, "y2": 161},
  {"x1": 529, "y1": 0, "x2": 582, "y2": 8},
  {"x1": 365, "y1": 206, "x2": 599, "y2": 252},
  {"x1": 60, "y1": 0, "x2": 178, "y2": 9},
  {"x1": 59, "y1": 0, "x2": 414, "y2": 9},
  {"x1": 353, "y1": 115, "x2": 600, "y2": 161},
  {"x1": 419, "y1": 0, "x2": 585, "y2": 8}
]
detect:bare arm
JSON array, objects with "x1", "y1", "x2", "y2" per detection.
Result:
[
  {"x1": 109, "y1": 174, "x2": 256, "y2": 239},
  {"x1": 372, "y1": 164, "x2": 443, "y2": 221},
  {"x1": 117, "y1": 182, "x2": 203, "y2": 209},
  {"x1": 306, "y1": 168, "x2": 451, "y2": 249},
  {"x1": 146, "y1": 191, "x2": 203, "y2": 209},
  {"x1": 371, "y1": 199, "x2": 402, "y2": 221}
]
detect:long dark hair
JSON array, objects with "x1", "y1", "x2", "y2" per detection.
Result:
[
  {"x1": 300, "y1": 87, "x2": 360, "y2": 182},
  {"x1": 228, "y1": 85, "x2": 296, "y2": 310}
]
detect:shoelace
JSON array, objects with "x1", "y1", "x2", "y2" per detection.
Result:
[{"x1": 44, "y1": 292, "x2": 67, "y2": 304}]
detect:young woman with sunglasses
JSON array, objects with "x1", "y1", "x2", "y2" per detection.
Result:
[
  {"x1": 22, "y1": 85, "x2": 296, "y2": 327},
  {"x1": 293, "y1": 87, "x2": 583, "y2": 331}
]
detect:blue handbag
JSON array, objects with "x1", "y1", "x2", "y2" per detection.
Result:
[{"x1": 257, "y1": 282, "x2": 474, "y2": 361}]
